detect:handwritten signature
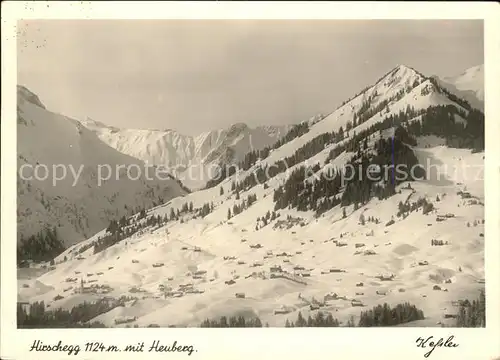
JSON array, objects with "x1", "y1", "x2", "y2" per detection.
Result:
[{"x1": 416, "y1": 336, "x2": 459, "y2": 358}]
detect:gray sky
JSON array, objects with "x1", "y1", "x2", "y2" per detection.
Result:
[{"x1": 18, "y1": 20, "x2": 483, "y2": 135}]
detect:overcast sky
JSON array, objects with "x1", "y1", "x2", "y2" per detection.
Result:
[{"x1": 17, "y1": 20, "x2": 483, "y2": 135}]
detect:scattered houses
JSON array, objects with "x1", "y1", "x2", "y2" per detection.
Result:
[
  {"x1": 329, "y1": 268, "x2": 344, "y2": 273},
  {"x1": 324, "y1": 293, "x2": 339, "y2": 302},
  {"x1": 249, "y1": 244, "x2": 263, "y2": 249},
  {"x1": 274, "y1": 306, "x2": 292, "y2": 315},
  {"x1": 270, "y1": 265, "x2": 283, "y2": 273},
  {"x1": 377, "y1": 274, "x2": 395, "y2": 281}
]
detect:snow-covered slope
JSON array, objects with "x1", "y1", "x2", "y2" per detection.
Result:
[
  {"x1": 19, "y1": 64, "x2": 484, "y2": 328},
  {"x1": 433, "y1": 64, "x2": 484, "y2": 111},
  {"x1": 17, "y1": 85, "x2": 188, "y2": 248},
  {"x1": 79, "y1": 119, "x2": 290, "y2": 190}
]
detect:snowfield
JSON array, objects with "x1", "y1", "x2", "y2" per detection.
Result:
[
  {"x1": 17, "y1": 64, "x2": 485, "y2": 327},
  {"x1": 20, "y1": 155, "x2": 484, "y2": 327}
]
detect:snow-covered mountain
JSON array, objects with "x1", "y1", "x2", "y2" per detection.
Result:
[
  {"x1": 79, "y1": 118, "x2": 291, "y2": 191},
  {"x1": 18, "y1": 64, "x2": 485, "y2": 328},
  {"x1": 17, "y1": 85, "x2": 188, "y2": 252},
  {"x1": 433, "y1": 64, "x2": 484, "y2": 111}
]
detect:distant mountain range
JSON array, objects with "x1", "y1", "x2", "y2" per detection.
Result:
[
  {"x1": 79, "y1": 119, "x2": 292, "y2": 191},
  {"x1": 433, "y1": 64, "x2": 484, "y2": 111}
]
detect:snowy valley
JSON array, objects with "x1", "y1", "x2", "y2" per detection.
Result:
[{"x1": 17, "y1": 64, "x2": 485, "y2": 328}]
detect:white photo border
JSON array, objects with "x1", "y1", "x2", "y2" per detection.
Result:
[{"x1": 2, "y1": 2, "x2": 499, "y2": 360}]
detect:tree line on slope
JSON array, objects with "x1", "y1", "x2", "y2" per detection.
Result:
[
  {"x1": 18, "y1": 290, "x2": 484, "y2": 328},
  {"x1": 406, "y1": 104, "x2": 484, "y2": 152},
  {"x1": 17, "y1": 227, "x2": 65, "y2": 266},
  {"x1": 455, "y1": 290, "x2": 486, "y2": 327},
  {"x1": 200, "y1": 316, "x2": 266, "y2": 328},
  {"x1": 226, "y1": 193, "x2": 258, "y2": 220},
  {"x1": 17, "y1": 299, "x2": 122, "y2": 328},
  {"x1": 199, "y1": 292, "x2": 485, "y2": 328},
  {"x1": 272, "y1": 125, "x2": 423, "y2": 216},
  {"x1": 271, "y1": 100, "x2": 484, "y2": 217},
  {"x1": 205, "y1": 122, "x2": 310, "y2": 189}
]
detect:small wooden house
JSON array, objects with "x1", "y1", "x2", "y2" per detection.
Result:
[{"x1": 351, "y1": 299, "x2": 364, "y2": 307}]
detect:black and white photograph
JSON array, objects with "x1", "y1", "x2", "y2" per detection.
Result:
[{"x1": 2, "y1": 2, "x2": 500, "y2": 360}]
